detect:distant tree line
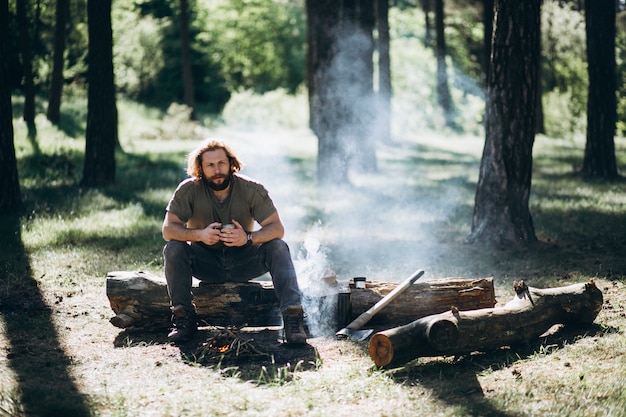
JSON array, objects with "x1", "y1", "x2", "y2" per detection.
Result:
[{"x1": 1, "y1": 0, "x2": 625, "y2": 245}]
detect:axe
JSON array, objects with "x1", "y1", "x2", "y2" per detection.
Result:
[{"x1": 335, "y1": 269, "x2": 425, "y2": 341}]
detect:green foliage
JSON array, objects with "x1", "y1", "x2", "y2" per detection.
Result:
[
  {"x1": 541, "y1": 1, "x2": 588, "y2": 137},
  {"x1": 112, "y1": 0, "x2": 306, "y2": 108},
  {"x1": 201, "y1": 0, "x2": 306, "y2": 94},
  {"x1": 389, "y1": 7, "x2": 485, "y2": 135},
  {"x1": 113, "y1": 1, "x2": 231, "y2": 111},
  {"x1": 440, "y1": 5, "x2": 486, "y2": 86}
]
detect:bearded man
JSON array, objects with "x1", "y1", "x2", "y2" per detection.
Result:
[{"x1": 161, "y1": 139, "x2": 307, "y2": 344}]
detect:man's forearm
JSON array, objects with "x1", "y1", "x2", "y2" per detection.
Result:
[
  {"x1": 250, "y1": 222, "x2": 284, "y2": 244},
  {"x1": 162, "y1": 222, "x2": 201, "y2": 242}
]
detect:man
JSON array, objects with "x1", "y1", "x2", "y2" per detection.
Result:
[{"x1": 162, "y1": 139, "x2": 307, "y2": 344}]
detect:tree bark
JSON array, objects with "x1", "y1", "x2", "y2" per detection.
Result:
[
  {"x1": 0, "y1": 0, "x2": 21, "y2": 214},
  {"x1": 106, "y1": 271, "x2": 496, "y2": 331},
  {"x1": 16, "y1": 0, "x2": 36, "y2": 135},
  {"x1": 307, "y1": 0, "x2": 378, "y2": 183},
  {"x1": 482, "y1": 0, "x2": 494, "y2": 84},
  {"x1": 582, "y1": 1, "x2": 618, "y2": 180},
  {"x1": 82, "y1": 0, "x2": 117, "y2": 187},
  {"x1": 376, "y1": 0, "x2": 391, "y2": 144},
  {"x1": 435, "y1": 0, "x2": 456, "y2": 129},
  {"x1": 47, "y1": 0, "x2": 69, "y2": 124},
  {"x1": 468, "y1": 0, "x2": 540, "y2": 245},
  {"x1": 369, "y1": 280, "x2": 603, "y2": 368}
]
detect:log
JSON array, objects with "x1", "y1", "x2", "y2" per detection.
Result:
[
  {"x1": 368, "y1": 280, "x2": 603, "y2": 368},
  {"x1": 106, "y1": 271, "x2": 496, "y2": 330}
]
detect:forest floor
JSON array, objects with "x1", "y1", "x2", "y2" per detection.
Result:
[{"x1": 2, "y1": 115, "x2": 626, "y2": 416}]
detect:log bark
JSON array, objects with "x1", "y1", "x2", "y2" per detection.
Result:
[
  {"x1": 369, "y1": 280, "x2": 603, "y2": 368},
  {"x1": 106, "y1": 271, "x2": 496, "y2": 330}
]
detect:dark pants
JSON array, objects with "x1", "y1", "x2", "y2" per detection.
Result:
[{"x1": 163, "y1": 239, "x2": 302, "y2": 312}]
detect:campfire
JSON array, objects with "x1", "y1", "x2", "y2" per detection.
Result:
[{"x1": 194, "y1": 325, "x2": 269, "y2": 363}]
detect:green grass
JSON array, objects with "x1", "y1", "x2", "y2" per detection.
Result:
[{"x1": 2, "y1": 96, "x2": 626, "y2": 416}]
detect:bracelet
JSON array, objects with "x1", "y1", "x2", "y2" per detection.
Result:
[{"x1": 246, "y1": 231, "x2": 253, "y2": 246}]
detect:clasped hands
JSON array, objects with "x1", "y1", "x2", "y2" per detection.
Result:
[{"x1": 201, "y1": 220, "x2": 247, "y2": 247}]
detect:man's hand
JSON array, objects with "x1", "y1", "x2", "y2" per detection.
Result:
[
  {"x1": 220, "y1": 219, "x2": 247, "y2": 247},
  {"x1": 197, "y1": 222, "x2": 222, "y2": 246}
]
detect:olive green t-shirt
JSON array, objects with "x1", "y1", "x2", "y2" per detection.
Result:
[{"x1": 166, "y1": 174, "x2": 277, "y2": 247}]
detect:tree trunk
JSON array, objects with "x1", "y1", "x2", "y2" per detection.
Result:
[
  {"x1": 369, "y1": 280, "x2": 603, "y2": 368},
  {"x1": 307, "y1": 0, "x2": 378, "y2": 183},
  {"x1": 582, "y1": 1, "x2": 618, "y2": 180},
  {"x1": 308, "y1": 0, "x2": 348, "y2": 182},
  {"x1": 435, "y1": 0, "x2": 456, "y2": 129},
  {"x1": 349, "y1": 0, "x2": 378, "y2": 173},
  {"x1": 179, "y1": 0, "x2": 196, "y2": 120},
  {"x1": 16, "y1": 0, "x2": 36, "y2": 135},
  {"x1": 47, "y1": 0, "x2": 69, "y2": 124},
  {"x1": 106, "y1": 271, "x2": 496, "y2": 331},
  {"x1": 482, "y1": 0, "x2": 494, "y2": 84},
  {"x1": 82, "y1": 0, "x2": 117, "y2": 187},
  {"x1": 376, "y1": 0, "x2": 391, "y2": 144},
  {"x1": 0, "y1": 0, "x2": 21, "y2": 214},
  {"x1": 468, "y1": 0, "x2": 540, "y2": 245},
  {"x1": 423, "y1": 0, "x2": 433, "y2": 45}
]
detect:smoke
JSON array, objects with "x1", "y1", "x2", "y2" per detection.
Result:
[{"x1": 212, "y1": 9, "x2": 487, "y2": 331}]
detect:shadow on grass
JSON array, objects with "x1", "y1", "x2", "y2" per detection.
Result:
[
  {"x1": 113, "y1": 326, "x2": 319, "y2": 384},
  {"x1": 0, "y1": 216, "x2": 92, "y2": 416},
  {"x1": 387, "y1": 323, "x2": 619, "y2": 417}
]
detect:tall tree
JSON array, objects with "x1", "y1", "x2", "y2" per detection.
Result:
[
  {"x1": 16, "y1": 0, "x2": 36, "y2": 134},
  {"x1": 82, "y1": 0, "x2": 117, "y2": 187},
  {"x1": 422, "y1": 0, "x2": 433, "y2": 44},
  {"x1": 582, "y1": 1, "x2": 618, "y2": 180},
  {"x1": 307, "y1": 0, "x2": 377, "y2": 183},
  {"x1": 376, "y1": 0, "x2": 392, "y2": 144},
  {"x1": 0, "y1": 0, "x2": 21, "y2": 213},
  {"x1": 468, "y1": 0, "x2": 541, "y2": 244},
  {"x1": 434, "y1": 0, "x2": 457, "y2": 129},
  {"x1": 179, "y1": 0, "x2": 196, "y2": 120},
  {"x1": 47, "y1": 0, "x2": 69, "y2": 124},
  {"x1": 482, "y1": 0, "x2": 494, "y2": 82}
]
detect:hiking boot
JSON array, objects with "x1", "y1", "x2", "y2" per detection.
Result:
[
  {"x1": 167, "y1": 304, "x2": 197, "y2": 343},
  {"x1": 282, "y1": 305, "x2": 307, "y2": 345}
]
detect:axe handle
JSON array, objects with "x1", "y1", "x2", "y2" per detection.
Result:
[{"x1": 346, "y1": 269, "x2": 424, "y2": 330}]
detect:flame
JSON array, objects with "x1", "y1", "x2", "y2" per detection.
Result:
[{"x1": 208, "y1": 338, "x2": 231, "y2": 353}]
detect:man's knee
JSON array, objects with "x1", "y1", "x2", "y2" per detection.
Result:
[
  {"x1": 263, "y1": 239, "x2": 291, "y2": 256},
  {"x1": 163, "y1": 240, "x2": 189, "y2": 262}
]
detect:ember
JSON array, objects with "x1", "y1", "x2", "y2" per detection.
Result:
[{"x1": 194, "y1": 326, "x2": 269, "y2": 362}]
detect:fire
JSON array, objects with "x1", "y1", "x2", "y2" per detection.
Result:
[
  {"x1": 208, "y1": 338, "x2": 231, "y2": 353},
  {"x1": 193, "y1": 326, "x2": 269, "y2": 363}
]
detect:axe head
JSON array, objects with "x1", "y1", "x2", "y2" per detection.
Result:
[{"x1": 335, "y1": 327, "x2": 374, "y2": 342}]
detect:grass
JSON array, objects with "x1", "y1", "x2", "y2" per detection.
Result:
[{"x1": 1, "y1": 96, "x2": 626, "y2": 416}]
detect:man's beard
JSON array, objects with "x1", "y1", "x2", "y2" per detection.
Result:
[{"x1": 206, "y1": 172, "x2": 232, "y2": 191}]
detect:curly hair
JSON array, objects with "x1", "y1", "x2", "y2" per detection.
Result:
[{"x1": 186, "y1": 139, "x2": 244, "y2": 181}]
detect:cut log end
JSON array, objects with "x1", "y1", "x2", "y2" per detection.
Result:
[
  {"x1": 427, "y1": 319, "x2": 459, "y2": 351},
  {"x1": 369, "y1": 333, "x2": 394, "y2": 367}
]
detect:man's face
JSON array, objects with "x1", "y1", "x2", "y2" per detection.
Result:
[{"x1": 201, "y1": 149, "x2": 232, "y2": 191}]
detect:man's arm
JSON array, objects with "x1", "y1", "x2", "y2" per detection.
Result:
[
  {"x1": 249, "y1": 211, "x2": 284, "y2": 244},
  {"x1": 162, "y1": 211, "x2": 221, "y2": 245}
]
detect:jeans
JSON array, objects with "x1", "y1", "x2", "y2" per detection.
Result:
[{"x1": 163, "y1": 239, "x2": 302, "y2": 312}]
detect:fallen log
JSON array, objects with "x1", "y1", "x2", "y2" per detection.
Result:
[
  {"x1": 106, "y1": 271, "x2": 496, "y2": 330},
  {"x1": 368, "y1": 280, "x2": 603, "y2": 368}
]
